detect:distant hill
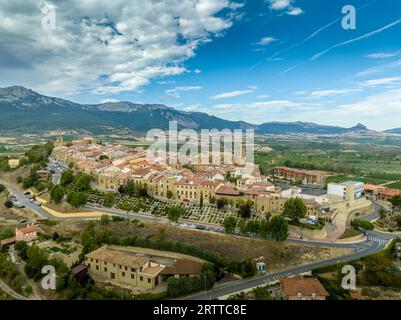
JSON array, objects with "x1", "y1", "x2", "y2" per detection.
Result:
[
  {"x1": 384, "y1": 127, "x2": 401, "y2": 134},
  {"x1": 0, "y1": 86, "x2": 372, "y2": 135}
]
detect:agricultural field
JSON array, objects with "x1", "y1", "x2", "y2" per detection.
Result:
[{"x1": 254, "y1": 136, "x2": 401, "y2": 187}]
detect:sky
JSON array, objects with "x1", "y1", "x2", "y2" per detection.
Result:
[{"x1": 1, "y1": 0, "x2": 401, "y2": 130}]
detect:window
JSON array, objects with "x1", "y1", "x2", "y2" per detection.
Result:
[
  {"x1": 104, "y1": 267, "x2": 107, "y2": 272},
  {"x1": 131, "y1": 274, "x2": 135, "y2": 279},
  {"x1": 96, "y1": 266, "x2": 99, "y2": 270},
  {"x1": 122, "y1": 272, "x2": 125, "y2": 277},
  {"x1": 148, "y1": 279, "x2": 151, "y2": 284},
  {"x1": 140, "y1": 276, "x2": 143, "y2": 281},
  {"x1": 111, "y1": 272, "x2": 115, "y2": 279}
]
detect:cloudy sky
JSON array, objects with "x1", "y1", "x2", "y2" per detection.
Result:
[{"x1": 1, "y1": 0, "x2": 401, "y2": 130}]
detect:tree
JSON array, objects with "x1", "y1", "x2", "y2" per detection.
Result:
[
  {"x1": 67, "y1": 191, "x2": 88, "y2": 208},
  {"x1": 223, "y1": 216, "x2": 237, "y2": 234},
  {"x1": 199, "y1": 192, "x2": 204, "y2": 208},
  {"x1": 4, "y1": 200, "x2": 13, "y2": 208},
  {"x1": 0, "y1": 229, "x2": 14, "y2": 240},
  {"x1": 22, "y1": 169, "x2": 39, "y2": 189},
  {"x1": 379, "y1": 208, "x2": 387, "y2": 219},
  {"x1": 24, "y1": 245, "x2": 49, "y2": 280},
  {"x1": 60, "y1": 169, "x2": 74, "y2": 187},
  {"x1": 16, "y1": 176, "x2": 23, "y2": 184},
  {"x1": 283, "y1": 197, "x2": 307, "y2": 222},
  {"x1": 99, "y1": 155, "x2": 109, "y2": 161},
  {"x1": 74, "y1": 172, "x2": 91, "y2": 192},
  {"x1": 238, "y1": 219, "x2": 247, "y2": 235},
  {"x1": 166, "y1": 190, "x2": 173, "y2": 199},
  {"x1": 100, "y1": 214, "x2": 111, "y2": 225},
  {"x1": 167, "y1": 205, "x2": 183, "y2": 223},
  {"x1": 351, "y1": 219, "x2": 374, "y2": 231},
  {"x1": 269, "y1": 216, "x2": 289, "y2": 241},
  {"x1": 43, "y1": 141, "x2": 54, "y2": 156},
  {"x1": 216, "y1": 198, "x2": 227, "y2": 210},
  {"x1": 104, "y1": 193, "x2": 116, "y2": 208},
  {"x1": 239, "y1": 204, "x2": 252, "y2": 219},
  {"x1": 390, "y1": 195, "x2": 401, "y2": 211},
  {"x1": 50, "y1": 185, "x2": 65, "y2": 204},
  {"x1": 0, "y1": 184, "x2": 5, "y2": 193},
  {"x1": 14, "y1": 241, "x2": 29, "y2": 260},
  {"x1": 396, "y1": 215, "x2": 401, "y2": 229}
]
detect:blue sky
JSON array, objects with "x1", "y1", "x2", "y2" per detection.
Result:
[{"x1": 1, "y1": 0, "x2": 401, "y2": 130}]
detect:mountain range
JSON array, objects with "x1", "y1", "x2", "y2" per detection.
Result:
[{"x1": 0, "y1": 86, "x2": 393, "y2": 135}]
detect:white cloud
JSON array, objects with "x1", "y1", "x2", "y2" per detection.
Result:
[
  {"x1": 268, "y1": 0, "x2": 291, "y2": 10},
  {"x1": 0, "y1": 0, "x2": 242, "y2": 96},
  {"x1": 256, "y1": 94, "x2": 269, "y2": 99},
  {"x1": 365, "y1": 52, "x2": 400, "y2": 59},
  {"x1": 309, "y1": 89, "x2": 360, "y2": 97},
  {"x1": 358, "y1": 77, "x2": 401, "y2": 87},
  {"x1": 287, "y1": 7, "x2": 303, "y2": 16},
  {"x1": 209, "y1": 86, "x2": 257, "y2": 99},
  {"x1": 255, "y1": 36, "x2": 276, "y2": 46},
  {"x1": 267, "y1": 0, "x2": 303, "y2": 16},
  {"x1": 194, "y1": 69, "x2": 202, "y2": 74},
  {"x1": 166, "y1": 85, "x2": 203, "y2": 98}
]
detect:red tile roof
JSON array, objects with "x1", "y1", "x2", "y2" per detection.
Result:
[
  {"x1": 216, "y1": 185, "x2": 240, "y2": 196},
  {"x1": 281, "y1": 276, "x2": 328, "y2": 297}
]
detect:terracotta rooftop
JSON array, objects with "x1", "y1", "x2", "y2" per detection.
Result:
[
  {"x1": 86, "y1": 246, "x2": 150, "y2": 268},
  {"x1": 281, "y1": 276, "x2": 329, "y2": 297},
  {"x1": 17, "y1": 225, "x2": 37, "y2": 234},
  {"x1": 378, "y1": 188, "x2": 401, "y2": 196},
  {"x1": 364, "y1": 184, "x2": 385, "y2": 191},
  {"x1": 216, "y1": 185, "x2": 240, "y2": 196}
]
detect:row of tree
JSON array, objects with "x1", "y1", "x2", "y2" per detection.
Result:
[{"x1": 223, "y1": 215, "x2": 289, "y2": 241}]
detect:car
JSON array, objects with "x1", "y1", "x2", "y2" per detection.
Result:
[
  {"x1": 196, "y1": 225, "x2": 205, "y2": 230},
  {"x1": 17, "y1": 204, "x2": 25, "y2": 209},
  {"x1": 24, "y1": 191, "x2": 31, "y2": 196}
]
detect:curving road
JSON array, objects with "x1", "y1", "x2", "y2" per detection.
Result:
[
  {"x1": 0, "y1": 279, "x2": 29, "y2": 300},
  {"x1": 2, "y1": 179, "x2": 397, "y2": 301}
]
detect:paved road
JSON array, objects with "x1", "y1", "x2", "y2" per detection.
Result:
[
  {"x1": 2, "y1": 179, "x2": 397, "y2": 301},
  {"x1": 184, "y1": 238, "x2": 389, "y2": 300},
  {"x1": 0, "y1": 279, "x2": 29, "y2": 300}
]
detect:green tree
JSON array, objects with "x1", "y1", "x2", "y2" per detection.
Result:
[
  {"x1": 16, "y1": 176, "x2": 23, "y2": 184},
  {"x1": 43, "y1": 141, "x2": 54, "y2": 156},
  {"x1": 104, "y1": 193, "x2": 116, "y2": 208},
  {"x1": 238, "y1": 218, "x2": 247, "y2": 235},
  {"x1": 4, "y1": 200, "x2": 13, "y2": 208},
  {"x1": 0, "y1": 184, "x2": 5, "y2": 193},
  {"x1": 390, "y1": 195, "x2": 401, "y2": 211},
  {"x1": 269, "y1": 216, "x2": 289, "y2": 241},
  {"x1": 239, "y1": 203, "x2": 252, "y2": 219},
  {"x1": 199, "y1": 192, "x2": 204, "y2": 209},
  {"x1": 0, "y1": 229, "x2": 14, "y2": 240},
  {"x1": 24, "y1": 245, "x2": 49, "y2": 280},
  {"x1": 216, "y1": 198, "x2": 227, "y2": 210},
  {"x1": 50, "y1": 185, "x2": 65, "y2": 204},
  {"x1": 166, "y1": 190, "x2": 174, "y2": 199},
  {"x1": 67, "y1": 191, "x2": 88, "y2": 208},
  {"x1": 223, "y1": 216, "x2": 237, "y2": 234},
  {"x1": 167, "y1": 205, "x2": 183, "y2": 223},
  {"x1": 74, "y1": 172, "x2": 91, "y2": 192},
  {"x1": 60, "y1": 169, "x2": 74, "y2": 187},
  {"x1": 396, "y1": 215, "x2": 401, "y2": 229},
  {"x1": 283, "y1": 197, "x2": 307, "y2": 222},
  {"x1": 100, "y1": 214, "x2": 111, "y2": 225}
]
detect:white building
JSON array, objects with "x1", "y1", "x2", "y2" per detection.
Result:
[{"x1": 327, "y1": 181, "x2": 364, "y2": 200}]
